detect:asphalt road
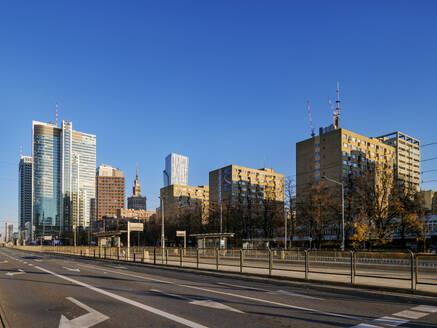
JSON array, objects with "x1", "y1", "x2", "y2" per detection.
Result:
[{"x1": 0, "y1": 248, "x2": 437, "y2": 328}]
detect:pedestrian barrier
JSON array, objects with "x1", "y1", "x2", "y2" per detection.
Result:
[{"x1": 10, "y1": 245, "x2": 437, "y2": 292}]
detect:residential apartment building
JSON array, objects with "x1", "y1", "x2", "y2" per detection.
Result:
[
  {"x1": 209, "y1": 165, "x2": 285, "y2": 209},
  {"x1": 32, "y1": 121, "x2": 96, "y2": 240},
  {"x1": 160, "y1": 184, "x2": 209, "y2": 223},
  {"x1": 376, "y1": 132, "x2": 421, "y2": 192},
  {"x1": 419, "y1": 190, "x2": 437, "y2": 214},
  {"x1": 95, "y1": 164, "x2": 125, "y2": 221},
  {"x1": 117, "y1": 208, "x2": 155, "y2": 223},
  {"x1": 296, "y1": 128, "x2": 396, "y2": 198},
  {"x1": 127, "y1": 166, "x2": 147, "y2": 210},
  {"x1": 163, "y1": 153, "x2": 188, "y2": 187},
  {"x1": 18, "y1": 156, "x2": 32, "y2": 232}
]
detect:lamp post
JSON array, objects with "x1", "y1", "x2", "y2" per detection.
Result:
[
  {"x1": 322, "y1": 176, "x2": 345, "y2": 251},
  {"x1": 159, "y1": 196, "x2": 165, "y2": 251}
]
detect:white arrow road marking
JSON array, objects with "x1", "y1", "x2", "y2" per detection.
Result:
[
  {"x1": 0, "y1": 260, "x2": 8, "y2": 263},
  {"x1": 28, "y1": 264, "x2": 34, "y2": 266},
  {"x1": 63, "y1": 267, "x2": 80, "y2": 272},
  {"x1": 81, "y1": 264, "x2": 363, "y2": 323},
  {"x1": 151, "y1": 289, "x2": 244, "y2": 313},
  {"x1": 34, "y1": 259, "x2": 42, "y2": 262},
  {"x1": 35, "y1": 266, "x2": 208, "y2": 328},
  {"x1": 59, "y1": 297, "x2": 109, "y2": 328},
  {"x1": 217, "y1": 282, "x2": 324, "y2": 300},
  {"x1": 6, "y1": 269, "x2": 25, "y2": 276}
]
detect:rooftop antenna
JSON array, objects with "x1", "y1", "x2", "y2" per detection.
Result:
[
  {"x1": 20, "y1": 145, "x2": 23, "y2": 157},
  {"x1": 56, "y1": 102, "x2": 59, "y2": 127},
  {"x1": 306, "y1": 100, "x2": 315, "y2": 137},
  {"x1": 334, "y1": 81, "x2": 341, "y2": 129},
  {"x1": 136, "y1": 163, "x2": 139, "y2": 179}
]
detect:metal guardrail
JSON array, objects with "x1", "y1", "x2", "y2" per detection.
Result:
[{"x1": 11, "y1": 246, "x2": 437, "y2": 291}]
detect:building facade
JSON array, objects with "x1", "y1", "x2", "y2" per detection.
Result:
[
  {"x1": 127, "y1": 166, "x2": 147, "y2": 210},
  {"x1": 18, "y1": 156, "x2": 32, "y2": 232},
  {"x1": 95, "y1": 164, "x2": 125, "y2": 221},
  {"x1": 117, "y1": 208, "x2": 155, "y2": 223},
  {"x1": 209, "y1": 165, "x2": 285, "y2": 209},
  {"x1": 376, "y1": 132, "x2": 421, "y2": 192},
  {"x1": 160, "y1": 184, "x2": 209, "y2": 223},
  {"x1": 296, "y1": 128, "x2": 396, "y2": 198},
  {"x1": 163, "y1": 153, "x2": 188, "y2": 187},
  {"x1": 32, "y1": 120, "x2": 96, "y2": 241},
  {"x1": 5, "y1": 222, "x2": 13, "y2": 243}
]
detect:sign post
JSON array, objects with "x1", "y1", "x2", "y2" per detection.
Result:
[
  {"x1": 176, "y1": 230, "x2": 186, "y2": 251},
  {"x1": 127, "y1": 222, "x2": 144, "y2": 260}
]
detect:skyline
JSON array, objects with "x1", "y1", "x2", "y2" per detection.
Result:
[{"x1": 1, "y1": 1, "x2": 437, "y2": 232}]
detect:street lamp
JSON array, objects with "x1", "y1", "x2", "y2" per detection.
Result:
[
  {"x1": 322, "y1": 176, "x2": 345, "y2": 251},
  {"x1": 159, "y1": 196, "x2": 165, "y2": 252}
]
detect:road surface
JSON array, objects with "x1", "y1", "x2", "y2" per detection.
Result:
[{"x1": 0, "y1": 247, "x2": 436, "y2": 327}]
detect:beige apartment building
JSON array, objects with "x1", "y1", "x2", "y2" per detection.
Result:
[
  {"x1": 159, "y1": 184, "x2": 209, "y2": 223},
  {"x1": 376, "y1": 132, "x2": 421, "y2": 191},
  {"x1": 296, "y1": 128, "x2": 419, "y2": 198},
  {"x1": 209, "y1": 165, "x2": 285, "y2": 208},
  {"x1": 117, "y1": 208, "x2": 155, "y2": 223}
]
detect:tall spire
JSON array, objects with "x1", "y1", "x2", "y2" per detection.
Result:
[{"x1": 133, "y1": 165, "x2": 141, "y2": 196}]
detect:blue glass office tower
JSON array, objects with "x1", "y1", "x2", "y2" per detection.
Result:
[{"x1": 32, "y1": 121, "x2": 96, "y2": 241}]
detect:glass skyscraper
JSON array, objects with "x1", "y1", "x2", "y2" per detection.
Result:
[
  {"x1": 18, "y1": 156, "x2": 32, "y2": 233},
  {"x1": 32, "y1": 120, "x2": 96, "y2": 241},
  {"x1": 163, "y1": 153, "x2": 189, "y2": 187}
]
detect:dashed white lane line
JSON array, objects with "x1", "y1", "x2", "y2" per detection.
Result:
[
  {"x1": 217, "y1": 281, "x2": 324, "y2": 300},
  {"x1": 373, "y1": 316, "x2": 408, "y2": 326},
  {"x1": 79, "y1": 263, "x2": 363, "y2": 323},
  {"x1": 34, "y1": 265, "x2": 207, "y2": 328},
  {"x1": 392, "y1": 309, "x2": 428, "y2": 319},
  {"x1": 411, "y1": 305, "x2": 437, "y2": 313},
  {"x1": 351, "y1": 304, "x2": 437, "y2": 327}
]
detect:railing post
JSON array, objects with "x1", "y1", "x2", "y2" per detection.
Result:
[
  {"x1": 93, "y1": 249, "x2": 96, "y2": 258},
  {"x1": 134, "y1": 252, "x2": 136, "y2": 262},
  {"x1": 240, "y1": 249, "x2": 244, "y2": 273},
  {"x1": 350, "y1": 251, "x2": 355, "y2": 285},
  {"x1": 153, "y1": 247, "x2": 156, "y2": 265},
  {"x1": 143, "y1": 249, "x2": 146, "y2": 263},
  {"x1": 216, "y1": 248, "x2": 219, "y2": 271},
  {"x1": 104, "y1": 247, "x2": 106, "y2": 259},
  {"x1": 304, "y1": 249, "x2": 309, "y2": 280},
  {"x1": 415, "y1": 255, "x2": 419, "y2": 285},
  {"x1": 117, "y1": 247, "x2": 120, "y2": 260},
  {"x1": 410, "y1": 251, "x2": 416, "y2": 291},
  {"x1": 268, "y1": 249, "x2": 272, "y2": 276},
  {"x1": 196, "y1": 248, "x2": 200, "y2": 269},
  {"x1": 180, "y1": 247, "x2": 183, "y2": 267},
  {"x1": 165, "y1": 249, "x2": 168, "y2": 265}
]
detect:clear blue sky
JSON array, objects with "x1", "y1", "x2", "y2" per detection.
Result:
[{"x1": 1, "y1": 1, "x2": 437, "y2": 233}]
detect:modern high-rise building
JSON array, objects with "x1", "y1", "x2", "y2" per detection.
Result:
[
  {"x1": 127, "y1": 166, "x2": 147, "y2": 210},
  {"x1": 18, "y1": 156, "x2": 32, "y2": 233},
  {"x1": 163, "y1": 153, "x2": 188, "y2": 187},
  {"x1": 95, "y1": 164, "x2": 125, "y2": 221},
  {"x1": 32, "y1": 120, "x2": 96, "y2": 241},
  {"x1": 376, "y1": 132, "x2": 421, "y2": 192},
  {"x1": 5, "y1": 222, "x2": 13, "y2": 243},
  {"x1": 209, "y1": 165, "x2": 285, "y2": 208}
]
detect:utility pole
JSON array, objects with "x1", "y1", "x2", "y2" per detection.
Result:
[{"x1": 322, "y1": 176, "x2": 345, "y2": 251}]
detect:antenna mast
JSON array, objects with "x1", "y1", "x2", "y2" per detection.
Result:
[
  {"x1": 20, "y1": 145, "x2": 23, "y2": 157},
  {"x1": 306, "y1": 100, "x2": 315, "y2": 137},
  {"x1": 56, "y1": 102, "x2": 59, "y2": 127},
  {"x1": 333, "y1": 81, "x2": 341, "y2": 129}
]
